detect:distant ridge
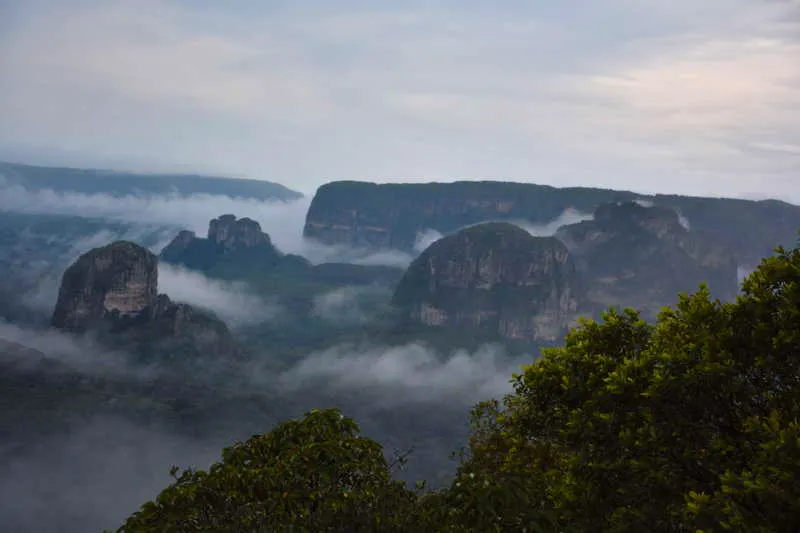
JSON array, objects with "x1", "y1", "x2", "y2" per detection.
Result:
[{"x1": 0, "y1": 161, "x2": 302, "y2": 202}]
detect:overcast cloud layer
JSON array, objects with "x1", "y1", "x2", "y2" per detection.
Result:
[{"x1": 0, "y1": 0, "x2": 798, "y2": 201}]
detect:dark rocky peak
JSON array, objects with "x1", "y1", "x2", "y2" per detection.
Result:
[
  {"x1": 51, "y1": 241, "x2": 158, "y2": 332},
  {"x1": 594, "y1": 201, "x2": 684, "y2": 236},
  {"x1": 51, "y1": 241, "x2": 238, "y2": 359},
  {"x1": 393, "y1": 222, "x2": 583, "y2": 342},
  {"x1": 555, "y1": 202, "x2": 739, "y2": 318},
  {"x1": 208, "y1": 214, "x2": 272, "y2": 252},
  {"x1": 161, "y1": 215, "x2": 279, "y2": 272},
  {"x1": 557, "y1": 201, "x2": 689, "y2": 253},
  {"x1": 171, "y1": 229, "x2": 197, "y2": 247}
]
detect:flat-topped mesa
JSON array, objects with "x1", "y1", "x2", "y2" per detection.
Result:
[
  {"x1": 51, "y1": 241, "x2": 158, "y2": 332},
  {"x1": 207, "y1": 214, "x2": 272, "y2": 252},
  {"x1": 392, "y1": 222, "x2": 583, "y2": 342},
  {"x1": 303, "y1": 181, "x2": 628, "y2": 251},
  {"x1": 51, "y1": 241, "x2": 238, "y2": 359},
  {"x1": 303, "y1": 180, "x2": 800, "y2": 267},
  {"x1": 160, "y1": 215, "x2": 280, "y2": 272}
]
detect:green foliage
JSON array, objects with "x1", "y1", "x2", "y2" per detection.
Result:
[
  {"x1": 452, "y1": 245, "x2": 800, "y2": 532},
  {"x1": 114, "y1": 246, "x2": 800, "y2": 532},
  {"x1": 115, "y1": 409, "x2": 419, "y2": 533}
]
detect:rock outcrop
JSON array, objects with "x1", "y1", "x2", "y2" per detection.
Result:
[
  {"x1": 556, "y1": 201, "x2": 739, "y2": 317},
  {"x1": 208, "y1": 214, "x2": 272, "y2": 250},
  {"x1": 304, "y1": 181, "x2": 800, "y2": 267},
  {"x1": 392, "y1": 222, "x2": 583, "y2": 342},
  {"x1": 51, "y1": 241, "x2": 238, "y2": 359},
  {"x1": 51, "y1": 241, "x2": 158, "y2": 332},
  {"x1": 304, "y1": 181, "x2": 631, "y2": 251},
  {"x1": 160, "y1": 214, "x2": 282, "y2": 272}
]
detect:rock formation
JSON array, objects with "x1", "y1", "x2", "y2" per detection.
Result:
[
  {"x1": 160, "y1": 214, "x2": 281, "y2": 272},
  {"x1": 208, "y1": 214, "x2": 273, "y2": 251},
  {"x1": 304, "y1": 181, "x2": 631, "y2": 251},
  {"x1": 392, "y1": 222, "x2": 583, "y2": 342},
  {"x1": 51, "y1": 241, "x2": 158, "y2": 332},
  {"x1": 51, "y1": 241, "x2": 238, "y2": 359},
  {"x1": 555, "y1": 201, "x2": 739, "y2": 317},
  {"x1": 304, "y1": 181, "x2": 800, "y2": 267}
]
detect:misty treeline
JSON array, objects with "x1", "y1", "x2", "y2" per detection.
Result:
[{"x1": 112, "y1": 245, "x2": 800, "y2": 533}]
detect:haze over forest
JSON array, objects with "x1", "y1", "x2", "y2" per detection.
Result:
[{"x1": 0, "y1": 2, "x2": 799, "y2": 532}]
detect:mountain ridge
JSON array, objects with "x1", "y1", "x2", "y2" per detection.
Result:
[
  {"x1": 0, "y1": 160, "x2": 302, "y2": 201},
  {"x1": 303, "y1": 180, "x2": 800, "y2": 266}
]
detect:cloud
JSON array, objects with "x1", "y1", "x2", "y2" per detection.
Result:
[
  {"x1": 448, "y1": 208, "x2": 595, "y2": 241},
  {"x1": 159, "y1": 264, "x2": 281, "y2": 326},
  {"x1": 275, "y1": 342, "x2": 531, "y2": 406},
  {"x1": 0, "y1": 1, "x2": 798, "y2": 202},
  {"x1": 310, "y1": 285, "x2": 390, "y2": 325},
  {"x1": 0, "y1": 183, "x2": 307, "y2": 240},
  {"x1": 676, "y1": 210, "x2": 691, "y2": 230},
  {"x1": 0, "y1": 184, "x2": 419, "y2": 267},
  {"x1": 297, "y1": 241, "x2": 416, "y2": 268},
  {"x1": 0, "y1": 321, "x2": 152, "y2": 379},
  {"x1": 413, "y1": 229, "x2": 444, "y2": 252},
  {"x1": 513, "y1": 208, "x2": 595, "y2": 237},
  {"x1": 0, "y1": 416, "x2": 221, "y2": 533}
]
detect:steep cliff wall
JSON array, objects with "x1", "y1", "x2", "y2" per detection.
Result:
[
  {"x1": 304, "y1": 181, "x2": 800, "y2": 266},
  {"x1": 51, "y1": 241, "x2": 238, "y2": 359},
  {"x1": 392, "y1": 222, "x2": 583, "y2": 342},
  {"x1": 304, "y1": 181, "x2": 634, "y2": 250},
  {"x1": 556, "y1": 201, "x2": 739, "y2": 317},
  {"x1": 51, "y1": 241, "x2": 158, "y2": 332}
]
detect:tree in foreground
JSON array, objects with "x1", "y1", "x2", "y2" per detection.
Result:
[
  {"x1": 114, "y1": 408, "x2": 421, "y2": 532},
  {"x1": 115, "y1": 245, "x2": 800, "y2": 532},
  {"x1": 452, "y1": 245, "x2": 800, "y2": 532}
]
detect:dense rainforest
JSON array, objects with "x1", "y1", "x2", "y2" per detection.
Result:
[{"x1": 112, "y1": 243, "x2": 800, "y2": 533}]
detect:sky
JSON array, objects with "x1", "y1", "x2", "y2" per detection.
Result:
[{"x1": 0, "y1": 0, "x2": 798, "y2": 200}]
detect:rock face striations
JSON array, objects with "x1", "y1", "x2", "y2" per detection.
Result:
[
  {"x1": 51, "y1": 241, "x2": 238, "y2": 359},
  {"x1": 304, "y1": 181, "x2": 631, "y2": 251},
  {"x1": 556, "y1": 201, "x2": 739, "y2": 318},
  {"x1": 160, "y1": 214, "x2": 282, "y2": 273},
  {"x1": 392, "y1": 222, "x2": 583, "y2": 342},
  {"x1": 304, "y1": 181, "x2": 800, "y2": 267},
  {"x1": 392, "y1": 202, "x2": 744, "y2": 341},
  {"x1": 51, "y1": 241, "x2": 158, "y2": 332}
]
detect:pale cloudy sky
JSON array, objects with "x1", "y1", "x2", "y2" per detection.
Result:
[{"x1": 0, "y1": 0, "x2": 798, "y2": 200}]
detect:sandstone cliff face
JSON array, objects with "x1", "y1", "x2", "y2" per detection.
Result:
[
  {"x1": 304, "y1": 181, "x2": 800, "y2": 268},
  {"x1": 208, "y1": 214, "x2": 272, "y2": 252},
  {"x1": 392, "y1": 222, "x2": 583, "y2": 342},
  {"x1": 160, "y1": 214, "x2": 280, "y2": 272},
  {"x1": 304, "y1": 181, "x2": 631, "y2": 251},
  {"x1": 51, "y1": 241, "x2": 238, "y2": 359},
  {"x1": 51, "y1": 241, "x2": 158, "y2": 332},
  {"x1": 556, "y1": 202, "x2": 739, "y2": 317}
]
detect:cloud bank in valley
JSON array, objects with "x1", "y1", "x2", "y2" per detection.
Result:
[
  {"x1": 0, "y1": 416, "x2": 222, "y2": 533},
  {"x1": 311, "y1": 285, "x2": 391, "y2": 325},
  {"x1": 411, "y1": 208, "x2": 596, "y2": 252},
  {"x1": 158, "y1": 264, "x2": 281, "y2": 327},
  {"x1": 0, "y1": 183, "x2": 417, "y2": 267},
  {"x1": 0, "y1": 321, "x2": 153, "y2": 379},
  {"x1": 274, "y1": 342, "x2": 531, "y2": 407}
]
